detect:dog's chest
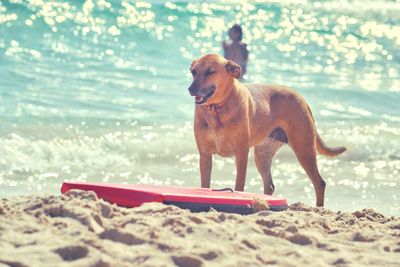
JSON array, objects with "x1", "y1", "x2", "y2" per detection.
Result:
[
  {"x1": 198, "y1": 106, "x2": 244, "y2": 157},
  {"x1": 205, "y1": 128, "x2": 237, "y2": 157}
]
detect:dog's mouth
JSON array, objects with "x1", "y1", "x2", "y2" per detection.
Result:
[{"x1": 194, "y1": 87, "x2": 216, "y2": 105}]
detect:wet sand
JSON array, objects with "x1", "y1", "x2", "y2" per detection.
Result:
[{"x1": 1, "y1": 190, "x2": 399, "y2": 267}]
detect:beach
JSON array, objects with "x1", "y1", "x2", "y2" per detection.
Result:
[{"x1": 1, "y1": 190, "x2": 399, "y2": 267}]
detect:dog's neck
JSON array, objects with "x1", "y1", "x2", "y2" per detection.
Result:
[
  {"x1": 204, "y1": 85, "x2": 235, "y2": 127},
  {"x1": 205, "y1": 85, "x2": 235, "y2": 112},
  {"x1": 206, "y1": 93, "x2": 230, "y2": 112}
]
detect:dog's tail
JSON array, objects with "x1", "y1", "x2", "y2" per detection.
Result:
[
  {"x1": 316, "y1": 133, "x2": 347, "y2": 157},
  {"x1": 305, "y1": 105, "x2": 347, "y2": 157}
]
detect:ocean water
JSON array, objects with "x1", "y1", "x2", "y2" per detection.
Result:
[{"x1": 1, "y1": 0, "x2": 399, "y2": 215}]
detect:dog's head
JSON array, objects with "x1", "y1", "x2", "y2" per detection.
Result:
[{"x1": 188, "y1": 54, "x2": 241, "y2": 105}]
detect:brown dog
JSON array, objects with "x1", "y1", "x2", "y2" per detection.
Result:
[{"x1": 188, "y1": 54, "x2": 346, "y2": 207}]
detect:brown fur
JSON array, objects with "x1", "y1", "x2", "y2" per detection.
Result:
[{"x1": 189, "y1": 54, "x2": 346, "y2": 206}]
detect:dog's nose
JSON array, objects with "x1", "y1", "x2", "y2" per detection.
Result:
[{"x1": 188, "y1": 85, "x2": 198, "y2": 96}]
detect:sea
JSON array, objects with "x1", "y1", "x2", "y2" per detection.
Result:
[{"x1": 1, "y1": 0, "x2": 399, "y2": 215}]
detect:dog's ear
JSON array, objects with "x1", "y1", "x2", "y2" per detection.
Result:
[{"x1": 225, "y1": 60, "x2": 241, "y2": 79}]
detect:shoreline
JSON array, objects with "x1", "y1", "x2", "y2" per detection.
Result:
[{"x1": 1, "y1": 190, "x2": 399, "y2": 267}]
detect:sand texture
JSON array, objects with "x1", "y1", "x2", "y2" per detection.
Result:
[{"x1": 0, "y1": 190, "x2": 399, "y2": 267}]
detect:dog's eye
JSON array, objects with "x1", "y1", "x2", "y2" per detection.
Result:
[
  {"x1": 191, "y1": 70, "x2": 197, "y2": 76},
  {"x1": 205, "y1": 69, "x2": 216, "y2": 76}
]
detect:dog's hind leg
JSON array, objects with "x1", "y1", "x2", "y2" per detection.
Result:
[
  {"x1": 285, "y1": 121, "x2": 326, "y2": 207},
  {"x1": 254, "y1": 132, "x2": 285, "y2": 195}
]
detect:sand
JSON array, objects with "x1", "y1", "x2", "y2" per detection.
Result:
[{"x1": 0, "y1": 190, "x2": 399, "y2": 267}]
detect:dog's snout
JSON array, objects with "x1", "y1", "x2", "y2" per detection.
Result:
[
  {"x1": 188, "y1": 86, "x2": 196, "y2": 96},
  {"x1": 188, "y1": 83, "x2": 199, "y2": 96}
]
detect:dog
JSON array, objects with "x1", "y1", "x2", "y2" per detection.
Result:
[{"x1": 188, "y1": 54, "x2": 346, "y2": 207}]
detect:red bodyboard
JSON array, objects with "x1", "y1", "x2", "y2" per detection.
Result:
[{"x1": 61, "y1": 181, "x2": 288, "y2": 214}]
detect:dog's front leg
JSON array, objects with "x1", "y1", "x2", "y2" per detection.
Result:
[
  {"x1": 234, "y1": 147, "x2": 249, "y2": 191},
  {"x1": 199, "y1": 154, "x2": 212, "y2": 188}
]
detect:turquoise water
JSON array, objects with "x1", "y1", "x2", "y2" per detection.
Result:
[{"x1": 1, "y1": 0, "x2": 399, "y2": 215}]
